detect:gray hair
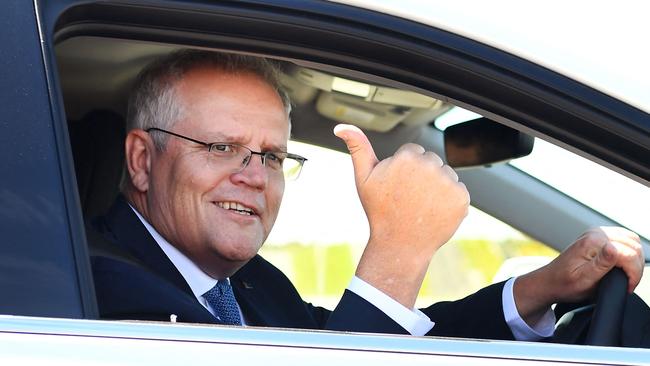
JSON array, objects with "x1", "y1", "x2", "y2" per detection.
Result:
[
  {"x1": 126, "y1": 49, "x2": 292, "y2": 149},
  {"x1": 121, "y1": 49, "x2": 292, "y2": 191}
]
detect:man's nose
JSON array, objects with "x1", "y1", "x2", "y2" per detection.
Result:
[{"x1": 233, "y1": 153, "x2": 268, "y2": 189}]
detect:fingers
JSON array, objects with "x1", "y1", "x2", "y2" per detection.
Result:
[
  {"x1": 584, "y1": 226, "x2": 640, "y2": 246},
  {"x1": 393, "y1": 144, "x2": 457, "y2": 182},
  {"x1": 582, "y1": 227, "x2": 644, "y2": 293},
  {"x1": 333, "y1": 124, "x2": 458, "y2": 186},
  {"x1": 607, "y1": 230, "x2": 644, "y2": 293},
  {"x1": 591, "y1": 241, "x2": 617, "y2": 274},
  {"x1": 423, "y1": 150, "x2": 444, "y2": 166},
  {"x1": 612, "y1": 241, "x2": 644, "y2": 293},
  {"x1": 544, "y1": 226, "x2": 644, "y2": 304},
  {"x1": 334, "y1": 124, "x2": 379, "y2": 185},
  {"x1": 599, "y1": 227, "x2": 643, "y2": 292},
  {"x1": 394, "y1": 142, "x2": 426, "y2": 157},
  {"x1": 442, "y1": 164, "x2": 459, "y2": 182}
]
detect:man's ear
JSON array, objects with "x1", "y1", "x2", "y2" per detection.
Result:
[{"x1": 125, "y1": 129, "x2": 154, "y2": 193}]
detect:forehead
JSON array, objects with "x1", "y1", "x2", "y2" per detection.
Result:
[{"x1": 175, "y1": 67, "x2": 290, "y2": 148}]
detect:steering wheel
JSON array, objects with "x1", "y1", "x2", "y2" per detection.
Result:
[{"x1": 584, "y1": 267, "x2": 628, "y2": 346}]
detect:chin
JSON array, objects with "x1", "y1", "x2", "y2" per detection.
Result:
[
  {"x1": 226, "y1": 249, "x2": 259, "y2": 263},
  {"x1": 216, "y1": 238, "x2": 264, "y2": 262}
]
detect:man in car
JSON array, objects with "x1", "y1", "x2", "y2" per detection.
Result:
[{"x1": 91, "y1": 49, "x2": 644, "y2": 340}]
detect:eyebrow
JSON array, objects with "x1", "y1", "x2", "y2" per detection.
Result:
[
  {"x1": 263, "y1": 142, "x2": 288, "y2": 152},
  {"x1": 204, "y1": 132, "x2": 287, "y2": 152},
  {"x1": 204, "y1": 131, "x2": 233, "y2": 143}
]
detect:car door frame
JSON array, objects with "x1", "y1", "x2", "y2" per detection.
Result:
[{"x1": 32, "y1": 0, "x2": 650, "y2": 319}]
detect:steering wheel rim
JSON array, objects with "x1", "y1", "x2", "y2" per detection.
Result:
[{"x1": 584, "y1": 267, "x2": 628, "y2": 346}]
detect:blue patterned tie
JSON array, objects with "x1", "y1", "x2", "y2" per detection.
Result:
[{"x1": 203, "y1": 280, "x2": 242, "y2": 325}]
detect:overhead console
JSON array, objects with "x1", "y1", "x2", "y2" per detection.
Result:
[{"x1": 281, "y1": 67, "x2": 452, "y2": 132}]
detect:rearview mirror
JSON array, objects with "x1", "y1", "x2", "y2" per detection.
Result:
[{"x1": 444, "y1": 117, "x2": 534, "y2": 168}]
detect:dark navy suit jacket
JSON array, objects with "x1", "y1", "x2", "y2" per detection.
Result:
[{"x1": 90, "y1": 196, "x2": 514, "y2": 339}]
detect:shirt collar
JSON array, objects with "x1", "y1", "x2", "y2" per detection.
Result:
[{"x1": 129, "y1": 204, "x2": 220, "y2": 299}]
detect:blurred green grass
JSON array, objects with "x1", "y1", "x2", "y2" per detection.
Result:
[{"x1": 260, "y1": 238, "x2": 557, "y2": 308}]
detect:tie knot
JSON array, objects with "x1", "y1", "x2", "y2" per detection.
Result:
[
  {"x1": 203, "y1": 280, "x2": 231, "y2": 298},
  {"x1": 203, "y1": 280, "x2": 242, "y2": 326},
  {"x1": 216, "y1": 280, "x2": 231, "y2": 294}
]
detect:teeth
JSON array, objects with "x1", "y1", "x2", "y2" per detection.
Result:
[{"x1": 217, "y1": 201, "x2": 254, "y2": 215}]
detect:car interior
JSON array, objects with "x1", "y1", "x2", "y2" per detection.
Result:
[
  {"x1": 54, "y1": 35, "x2": 650, "y2": 346},
  {"x1": 57, "y1": 36, "x2": 643, "y2": 250},
  {"x1": 58, "y1": 37, "x2": 466, "y2": 219}
]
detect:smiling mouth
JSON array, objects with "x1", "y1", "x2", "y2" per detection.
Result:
[{"x1": 217, "y1": 201, "x2": 257, "y2": 216}]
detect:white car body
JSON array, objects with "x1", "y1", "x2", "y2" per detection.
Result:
[{"x1": 1, "y1": 0, "x2": 649, "y2": 365}]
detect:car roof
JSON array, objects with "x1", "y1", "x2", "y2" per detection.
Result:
[{"x1": 334, "y1": 0, "x2": 650, "y2": 114}]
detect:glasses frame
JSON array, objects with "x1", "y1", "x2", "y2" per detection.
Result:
[{"x1": 145, "y1": 127, "x2": 307, "y2": 179}]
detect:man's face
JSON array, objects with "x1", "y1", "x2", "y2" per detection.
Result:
[{"x1": 145, "y1": 67, "x2": 289, "y2": 278}]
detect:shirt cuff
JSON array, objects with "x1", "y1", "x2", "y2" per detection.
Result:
[
  {"x1": 502, "y1": 277, "x2": 556, "y2": 341},
  {"x1": 348, "y1": 276, "x2": 435, "y2": 336}
]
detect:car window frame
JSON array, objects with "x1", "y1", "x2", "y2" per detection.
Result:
[
  {"x1": 31, "y1": 0, "x2": 650, "y2": 352},
  {"x1": 42, "y1": 0, "x2": 650, "y2": 183}
]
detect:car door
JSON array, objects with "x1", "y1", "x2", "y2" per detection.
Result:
[
  {"x1": 2, "y1": 0, "x2": 650, "y2": 365},
  {"x1": 0, "y1": 0, "x2": 95, "y2": 319}
]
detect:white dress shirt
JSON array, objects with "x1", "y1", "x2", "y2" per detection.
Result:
[{"x1": 131, "y1": 206, "x2": 554, "y2": 339}]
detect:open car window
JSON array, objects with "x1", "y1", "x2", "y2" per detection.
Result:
[
  {"x1": 261, "y1": 140, "x2": 558, "y2": 309},
  {"x1": 55, "y1": 32, "x2": 650, "y2": 343}
]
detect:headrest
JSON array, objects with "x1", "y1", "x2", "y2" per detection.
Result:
[{"x1": 69, "y1": 109, "x2": 125, "y2": 218}]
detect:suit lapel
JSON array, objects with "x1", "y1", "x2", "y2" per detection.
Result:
[
  {"x1": 231, "y1": 256, "x2": 303, "y2": 328},
  {"x1": 231, "y1": 274, "x2": 268, "y2": 326},
  {"x1": 104, "y1": 196, "x2": 195, "y2": 298}
]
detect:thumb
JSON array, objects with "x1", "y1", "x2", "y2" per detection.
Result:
[
  {"x1": 593, "y1": 241, "x2": 617, "y2": 275},
  {"x1": 334, "y1": 124, "x2": 379, "y2": 185}
]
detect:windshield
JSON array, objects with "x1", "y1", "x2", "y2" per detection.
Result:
[
  {"x1": 437, "y1": 107, "x2": 650, "y2": 240},
  {"x1": 510, "y1": 139, "x2": 650, "y2": 240}
]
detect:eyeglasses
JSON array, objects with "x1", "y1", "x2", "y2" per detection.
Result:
[{"x1": 146, "y1": 127, "x2": 307, "y2": 180}]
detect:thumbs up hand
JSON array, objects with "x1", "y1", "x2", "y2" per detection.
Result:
[{"x1": 334, "y1": 124, "x2": 469, "y2": 308}]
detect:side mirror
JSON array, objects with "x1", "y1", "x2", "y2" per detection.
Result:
[{"x1": 444, "y1": 117, "x2": 534, "y2": 168}]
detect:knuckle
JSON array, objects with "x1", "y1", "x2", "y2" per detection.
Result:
[
  {"x1": 634, "y1": 243, "x2": 644, "y2": 255},
  {"x1": 396, "y1": 143, "x2": 424, "y2": 156},
  {"x1": 442, "y1": 165, "x2": 458, "y2": 180},
  {"x1": 575, "y1": 237, "x2": 595, "y2": 250},
  {"x1": 394, "y1": 150, "x2": 418, "y2": 164}
]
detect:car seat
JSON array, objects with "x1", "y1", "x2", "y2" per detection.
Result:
[{"x1": 68, "y1": 109, "x2": 125, "y2": 218}]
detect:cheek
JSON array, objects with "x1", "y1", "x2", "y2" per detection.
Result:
[
  {"x1": 265, "y1": 182, "x2": 285, "y2": 225},
  {"x1": 173, "y1": 157, "x2": 216, "y2": 194}
]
